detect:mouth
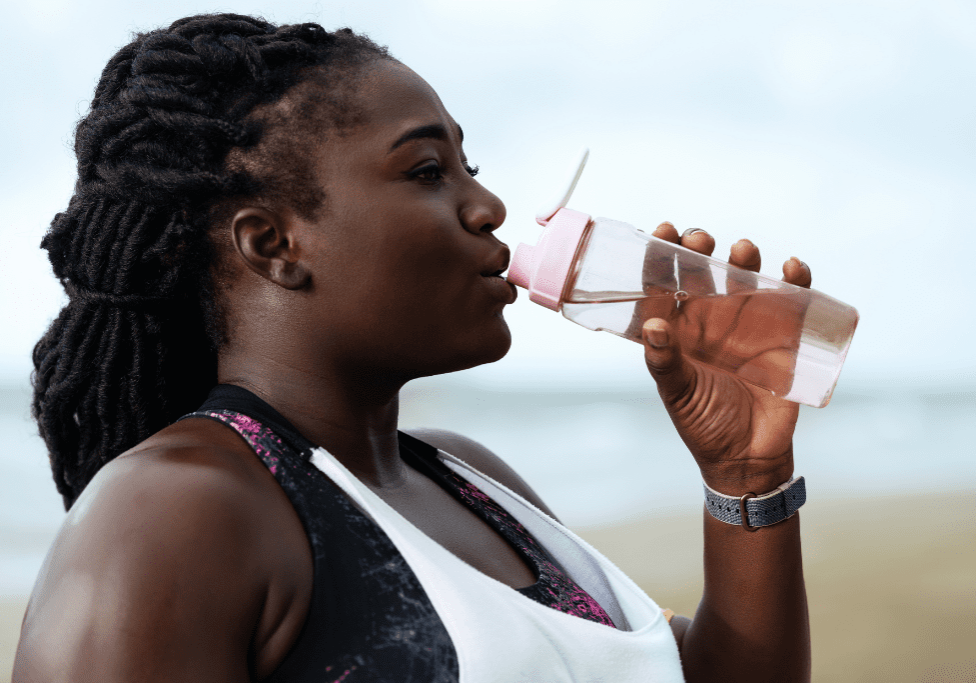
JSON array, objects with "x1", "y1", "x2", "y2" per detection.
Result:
[
  {"x1": 481, "y1": 248, "x2": 511, "y2": 279},
  {"x1": 481, "y1": 258, "x2": 517, "y2": 304}
]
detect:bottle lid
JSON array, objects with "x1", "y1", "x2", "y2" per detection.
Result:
[
  {"x1": 535, "y1": 148, "x2": 589, "y2": 226},
  {"x1": 508, "y1": 208, "x2": 592, "y2": 310},
  {"x1": 508, "y1": 148, "x2": 592, "y2": 311}
]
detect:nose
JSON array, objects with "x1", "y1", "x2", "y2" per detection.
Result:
[{"x1": 460, "y1": 179, "x2": 507, "y2": 235}]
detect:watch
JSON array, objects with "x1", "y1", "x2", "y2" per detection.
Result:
[{"x1": 703, "y1": 476, "x2": 806, "y2": 531}]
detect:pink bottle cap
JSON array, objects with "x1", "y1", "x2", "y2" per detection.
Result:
[{"x1": 507, "y1": 207, "x2": 592, "y2": 311}]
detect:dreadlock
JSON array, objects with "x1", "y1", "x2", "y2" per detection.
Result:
[{"x1": 31, "y1": 13, "x2": 390, "y2": 510}]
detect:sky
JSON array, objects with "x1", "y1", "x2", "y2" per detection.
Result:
[{"x1": 2, "y1": 0, "x2": 974, "y2": 392}]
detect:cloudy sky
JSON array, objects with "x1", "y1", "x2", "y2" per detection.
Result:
[{"x1": 2, "y1": 0, "x2": 973, "y2": 391}]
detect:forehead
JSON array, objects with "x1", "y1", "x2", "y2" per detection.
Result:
[{"x1": 341, "y1": 60, "x2": 460, "y2": 149}]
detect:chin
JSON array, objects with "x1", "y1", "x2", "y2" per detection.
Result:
[
  {"x1": 473, "y1": 317, "x2": 513, "y2": 365},
  {"x1": 472, "y1": 334, "x2": 512, "y2": 368},
  {"x1": 426, "y1": 320, "x2": 513, "y2": 377}
]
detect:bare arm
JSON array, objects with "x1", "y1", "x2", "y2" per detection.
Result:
[
  {"x1": 12, "y1": 446, "x2": 277, "y2": 682},
  {"x1": 681, "y1": 473, "x2": 810, "y2": 682},
  {"x1": 640, "y1": 224, "x2": 813, "y2": 682}
]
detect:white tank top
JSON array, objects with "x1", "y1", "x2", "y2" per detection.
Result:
[{"x1": 309, "y1": 446, "x2": 686, "y2": 683}]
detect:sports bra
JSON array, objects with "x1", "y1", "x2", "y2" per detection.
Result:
[{"x1": 179, "y1": 384, "x2": 684, "y2": 682}]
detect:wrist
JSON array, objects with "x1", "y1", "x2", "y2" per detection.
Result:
[
  {"x1": 700, "y1": 461, "x2": 794, "y2": 497},
  {"x1": 703, "y1": 474, "x2": 805, "y2": 531}
]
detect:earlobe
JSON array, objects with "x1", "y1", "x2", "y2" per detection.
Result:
[
  {"x1": 268, "y1": 257, "x2": 312, "y2": 290},
  {"x1": 230, "y1": 207, "x2": 311, "y2": 291}
]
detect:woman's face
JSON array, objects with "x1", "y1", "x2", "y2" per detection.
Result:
[{"x1": 288, "y1": 59, "x2": 515, "y2": 380}]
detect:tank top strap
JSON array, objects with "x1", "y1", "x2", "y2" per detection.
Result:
[
  {"x1": 179, "y1": 408, "x2": 293, "y2": 474},
  {"x1": 396, "y1": 433, "x2": 617, "y2": 628},
  {"x1": 177, "y1": 388, "x2": 461, "y2": 682}
]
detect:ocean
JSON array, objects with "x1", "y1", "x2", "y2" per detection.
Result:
[{"x1": 2, "y1": 375, "x2": 974, "y2": 598}]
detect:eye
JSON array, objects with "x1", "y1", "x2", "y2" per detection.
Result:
[
  {"x1": 408, "y1": 162, "x2": 443, "y2": 183},
  {"x1": 406, "y1": 160, "x2": 480, "y2": 185}
]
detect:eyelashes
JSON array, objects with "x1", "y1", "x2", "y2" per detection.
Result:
[{"x1": 409, "y1": 161, "x2": 480, "y2": 183}]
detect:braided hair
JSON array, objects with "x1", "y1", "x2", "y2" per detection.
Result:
[{"x1": 31, "y1": 13, "x2": 389, "y2": 510}]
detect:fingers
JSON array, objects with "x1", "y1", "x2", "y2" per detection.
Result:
[
  {"x1": 651, "y1": 223, "x2": 719, "y2": 298},
  {"x1": 651, "y1": 223, "x2": 717, "y2": 256},
  {"x1": 783, "y1": 256, "x2": 812, "y2": 289},
  {"x1": 677, "y1": 228, "x2": 716, "y2": 296},
  {"x1": 680, "y1": 228, "x2": 715, "y2": 256},
  {"x1": 642, "y1": 318, "x2": 697, "y2": 403},
  {"x1": 726, "y1": 238, "x2": 760, "y2": 294},
  {"x1": 653, "y1": 225, "x2": 812, "y2": 295},
  {"x1": 636, "y1": 223, "x2": 681, "y2": 336},
  {"x1": 644, "y1": 223, "x2": 679, "y2": 293},
  {"x1": 729, "y1": 239, "x2": 761, "y2": 272},
  {"x1": 651, "y1": 221, "x2": 680, "y2": 243},
  {"x1": 630, "y1": 222, "x2": 682, "y2": 339}
]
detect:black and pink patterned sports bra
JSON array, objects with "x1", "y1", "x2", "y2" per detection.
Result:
[{"x1": 178, "y1": 384, "x2": 614, "y2": 683}]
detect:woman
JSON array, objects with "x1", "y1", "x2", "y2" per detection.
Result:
[{"x1": 15, "y1": 13, "x2": 811, "y2": 682}]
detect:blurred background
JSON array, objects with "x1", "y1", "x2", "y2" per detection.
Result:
[{"x1": 1, "y1": 0, "x2": 973, "y2": 680}]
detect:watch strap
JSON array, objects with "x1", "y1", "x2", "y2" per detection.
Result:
[{"x1": 703, "y1": 476, "x2": 806, "y2": 530}]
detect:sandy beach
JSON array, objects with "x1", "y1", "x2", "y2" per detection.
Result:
[
  {"x1": 3, "y1": 489, "x2": 974, "y2": 682},
  {"x1": 575, "y1": 489, "x2": 976, "y2": 682}
]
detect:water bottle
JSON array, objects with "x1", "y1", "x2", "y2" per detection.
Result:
[{"x1": 507, "y1": 151, "x2": 859, "y2": 408}]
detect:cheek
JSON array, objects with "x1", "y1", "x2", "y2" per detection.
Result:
[
  {"x1": 386, "y1": 229, "x2": 471, "y2": 293},
  {"x1": 342, "y1": 248, "x2": 459, "y2": 323},
  {"x1": 315, "y1": 200, "x2": 471, "y2": 308}
]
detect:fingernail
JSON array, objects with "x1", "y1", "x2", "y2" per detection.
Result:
[
  {"x1": 682, "y1": 228, "x2": 705, "y2": 238},
  {"x1": 790, "y1": 256, "x2": 808, "y2": 269},
  {"x1": 645, "y1": 326, "x2": 668, "y2": 349}
]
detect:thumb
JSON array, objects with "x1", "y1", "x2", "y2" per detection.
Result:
[{"x1": 642, "y1": 318, "x2": 697, "y2": 402}]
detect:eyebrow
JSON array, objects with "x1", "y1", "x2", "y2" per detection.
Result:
[{"x1": 388, "y1": 123, "x2": 464, "y2": 153}]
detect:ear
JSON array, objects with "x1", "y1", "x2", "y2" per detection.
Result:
[{"x1": 229, "y1": 207, "x2": 311, "y2": 290}]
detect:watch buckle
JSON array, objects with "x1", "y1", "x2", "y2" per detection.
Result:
[{"x1": 739, "y1": 492, "x2": 759, "y2": 532}]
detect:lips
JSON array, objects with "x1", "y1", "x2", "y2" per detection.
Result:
[
  {"x1": 480, "y1": 247, "x2": 511, "y2": 279},
  {"x1": 481, "y1": 249, "x2": 517, "y2": 304},
  {"x1": 482, "y1": 272, "x2": 517, "y2": 304}
]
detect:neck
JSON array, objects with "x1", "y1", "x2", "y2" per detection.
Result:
[{"x1": 217, "y1": 350, "x2": 408, "y2": 487}]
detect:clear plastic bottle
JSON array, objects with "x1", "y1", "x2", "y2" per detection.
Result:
[{"x1": 507, "y1": 153, "x2": 858, "y2": 408}]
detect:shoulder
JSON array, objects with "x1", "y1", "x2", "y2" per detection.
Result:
[
  {"x1": 403, "y1": 427, "x2": 560, "y2": 522},
  {"x1": 15, "y1": 419, "x2": 310, "y2": 681}
]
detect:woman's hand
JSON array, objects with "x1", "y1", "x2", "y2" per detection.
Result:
[{"x1": 638, "y1": 223, "x2": 813, "y2": 496}]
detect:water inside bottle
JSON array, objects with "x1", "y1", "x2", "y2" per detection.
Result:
[{"x1": 562, "y1": 288, "x2": 854, "y2": 406}]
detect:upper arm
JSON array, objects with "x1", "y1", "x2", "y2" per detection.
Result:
[
  {"x1": 13, "y1": 450, "x2": 268, "y2": 682},
  {"x1": 669, "y1": 613, "x2": 692, "y2": 653},
  {"x1": 403, "y1": 427, "x2": 561, "y2": 522}
]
